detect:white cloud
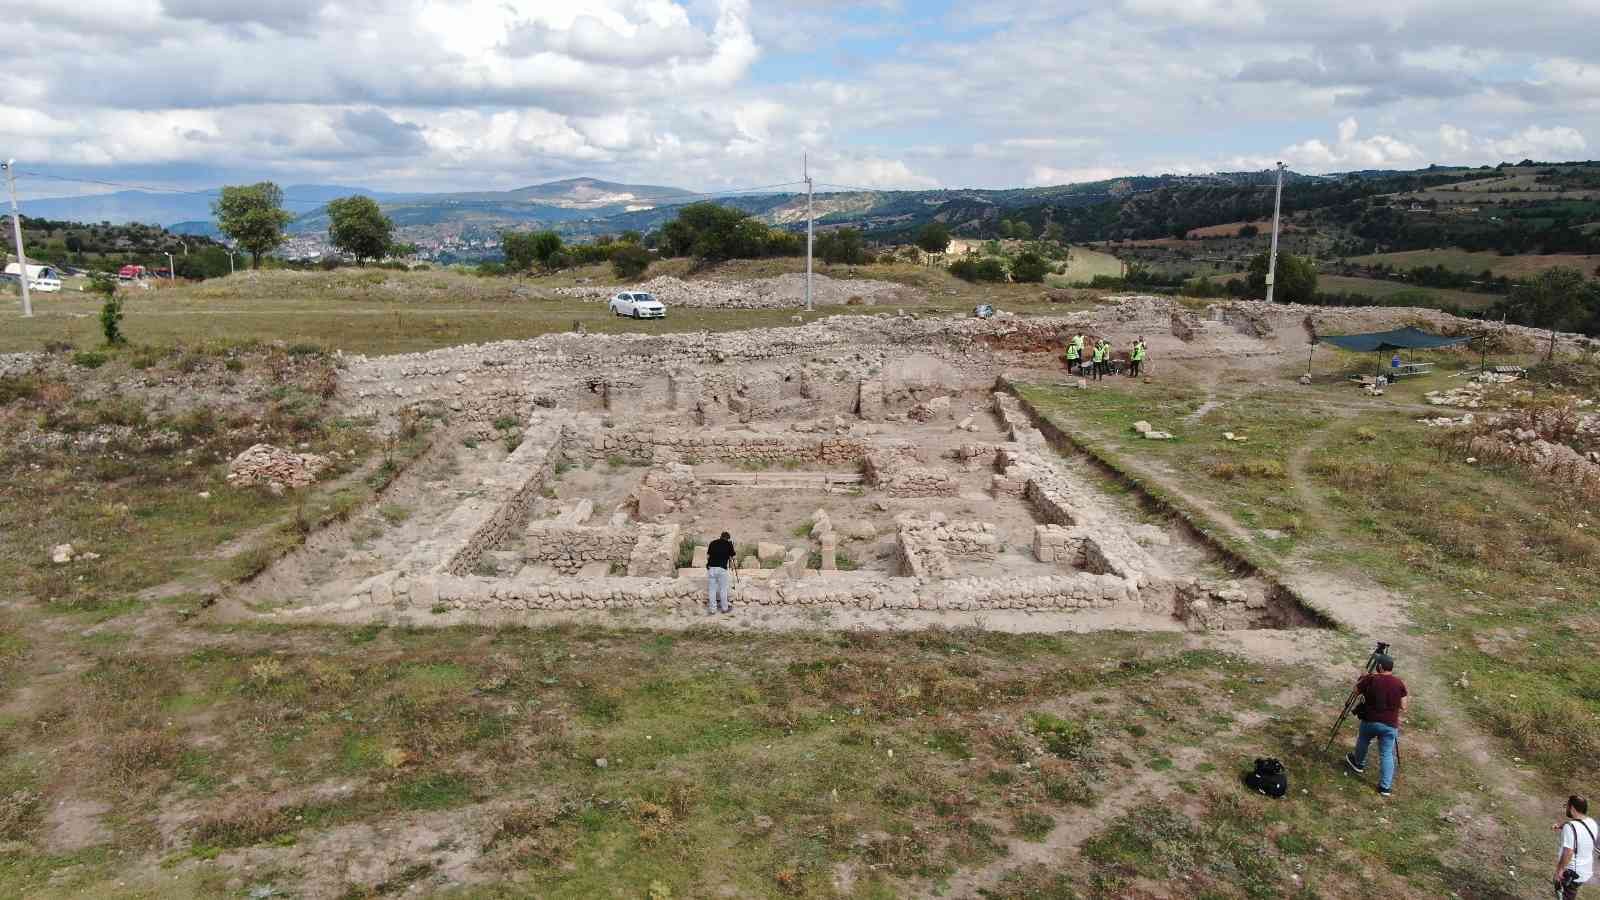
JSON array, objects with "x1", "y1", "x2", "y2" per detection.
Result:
[
  {"x1": 1280, "y1": 118, "x2": 1424, "y2": 169},
  {"x1": 1432, "y1": 123, "x2": 1589, "y2": 163},
  {"x1": 1028, "y1": 165, "x2": 1137, "y2": 187},
  {"x1": 8, "y1": 0, "x2": 1600, "y2": 195}
]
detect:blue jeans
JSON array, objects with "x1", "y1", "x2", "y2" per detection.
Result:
[
  {"x1": 706, "y1": 567, "x2": 730, "y2": 611},
  {"x1": 1352, "y1": 720, "x2": 1399, "y2": 790}
]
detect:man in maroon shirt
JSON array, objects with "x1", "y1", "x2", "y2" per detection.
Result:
[{"x1": 1343, "y1": 654, "x2": 1408, "y2": 797}]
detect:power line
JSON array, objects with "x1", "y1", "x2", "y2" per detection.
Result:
[
  {"x1": 815, "y1": 182, "x2": 899, "y2": 194},
  {"x1": 672, "y1": 180, "x2": 806, "y2": 199}
]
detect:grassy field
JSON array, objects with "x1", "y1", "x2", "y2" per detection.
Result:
[
  {"x1": 1317, "y1": 274, "x2": 1498, "y2": 311},
  {"x1": 1057, "y1": 246, "x2": 1124, "y2": 282},
  {"x1": 1348, "y1": 249, "x2": 1600, "y2": 281},
  {"x1": 1016, "y1": 356, "x2": 1600, "y2": 858},
  {"x1": 0, "y1": 331, "x2": 1565, "y2": 896},
  {"x1": 3, "y1": 263, "x2": 1594, "y2": 895},
  {"x1": 0, "y1": 351, "x2": 1514, "y2": 897},
  {"x1": 0, "y1": 260, "x2": 1106, "y2": 356}
]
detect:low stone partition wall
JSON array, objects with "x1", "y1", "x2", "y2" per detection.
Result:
[
  {"x1": 398, "y1": 417, "x2": 566, "y2": 577},
  {"x1": 896, "y1": 526, "x2": 953, "y2": 578},
  {"x1": 338, "y1": 570, "x2": 1161, "y2": 614},
  {"x1": 566, "y1": 422, "x2": 868, "y2": 466},
  {"x1": 894, "y1": 515, "x2": 998, "y2": 577},
  {"x1": 865, "y1": 448, "x2": 961, "y2": 498},
  {"x1": 633, "y1": 464, "x2": 698, "y2": 518},
  {"x1": 322, "y1": 562, "x2": 1272, "y2": 627},
  {"x1": 524, "y1": 521, "x2": 636, "y2": 575},
  {"x1": 702, "y1": 472, "x2": 865, "y2": 489},
  {"x1": 941, "y1": 573, "x2": 1145, "y2": 611},
  {"x1": 1033, "y1": 525, "x2": 1158, "y2": 590},
  {"x1": 627, "y1": 524, "x2": 681, "y2": 577}
]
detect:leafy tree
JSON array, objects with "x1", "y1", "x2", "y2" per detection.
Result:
[
  {"x1": 1238, "y1": 224, "x2": 1259, "y2": 238},
  {"x1": 618, "y1": 230, "x2": 643, "y2": 244},
  {"x1": 1491, "y1": 267, "x2": 1600, "y2": 334},
  {"x1": 611, "y1": 244, "x2": 651, "y2": 279},
  {"x1": 658, "y1": 202, "x2": 798, "y2": 261},
  {"x1": 915, "y1": 222, "x2": 951, "y2": 254},
  {"x1": 212, "y1": 182, "x2": 292, "y2": 269},
  {"x1": 89, "y1": 273, "x2": 123, "y2": 344},
  {"x1": 1246, "y1": 251, "x2": 1318, "y2": 303},
  {"x1": 1011, "y1": 221, "x2": 1033, "y2": 240},
  {"x1": 815, "y1": 228, "x2": 867, "y2": 265},
  {"x1": 325, "y1": 195, "x2": 394, "y2": 264},
  {"x1": 502, "y1": 232, "x2": 536, "y2": 270},
  {"x1": 1042, "y1": 222, "x2": 1065, "y2": 244},
  {"x1": 174, "y1": 246, "x2": 233, "y2": 280},
  {"x1": 1010, "y1": 251, "x2": 1051, "y2": 283},
  {"x1": 502, "y1": 230, "x2": 565, "y2": 270}
]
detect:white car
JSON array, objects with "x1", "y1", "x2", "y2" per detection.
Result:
[{"x1": 608, "y1": 291, "x2": 666, "y2": 319}]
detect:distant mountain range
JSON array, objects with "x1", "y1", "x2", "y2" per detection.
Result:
[
  {"x1": 26, "y1": 165, "x2": 1565, "y2": 249},
  {"x1": 20, "y1": 177, "x2": 698, "y2": 236}
]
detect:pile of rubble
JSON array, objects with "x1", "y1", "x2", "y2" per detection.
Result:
[
  {"x1": 1469, "y1": 430, "x2": 1600, "y2": 498},
  {"x1": 1417, "y1": 414, "x2": 1475, "y2": 428},
  {"x1": 226, "y1": 443, "x2": 328, "y2": 491},
  {"x1": 553, "y1": 273, "x2": 916, "y2": 309},
  {"x1": 1426, "y1": 383, "x2": 1490, "y2": 408}
]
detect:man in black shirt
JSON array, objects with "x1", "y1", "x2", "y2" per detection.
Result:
[{"x1": 706, "y1": 531, "x2": 735, "y2": 614}]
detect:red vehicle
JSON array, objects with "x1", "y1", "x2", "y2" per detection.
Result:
[{"x1": 117, "y1": 265, "x2": 147, "y2": 280}]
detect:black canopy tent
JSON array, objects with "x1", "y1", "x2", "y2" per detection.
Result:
[
  {"x1": 1318, "y1": 327, "x2": 1472, "y2": 353},
  {"x1": 1309, "y1": 326, "x2": 1471, "y2": 379}
]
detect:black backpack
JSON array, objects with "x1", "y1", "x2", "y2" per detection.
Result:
[{"x1": 1244, "y1": 757, "x2": 1288, "y2": 798}]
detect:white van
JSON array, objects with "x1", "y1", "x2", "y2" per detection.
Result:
[{"x1": 3, "y1": 263, "x2": 62, "y2": 293}]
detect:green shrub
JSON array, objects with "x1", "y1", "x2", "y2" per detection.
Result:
[
  {"x1": 611, "y1": 244, "x2": 651, "y2": 279},
  {"x1": 88, "y1": 273, "x2": 124, "y2": 345},
  {"x1": 949, "y1": 257, "x2": 1006, "y2": 283},
  {"x1": 1010, "y1": 251, "x2": 1051, "y2": 283},
  {"x1": 1029, "y1": 712, "x2": 1094, "y2": 759},
  {"x1": 72, "y1": 350, "x2": 108, "y2": 369}
]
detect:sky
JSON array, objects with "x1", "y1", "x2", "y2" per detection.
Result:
[{"x1": 4, "y1": 0, "x2": 1598, "y2": 200}]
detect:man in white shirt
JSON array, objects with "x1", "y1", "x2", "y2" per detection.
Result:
[{"x1": 1555, "y1": 794, "x2": 1598, "y2": 899}]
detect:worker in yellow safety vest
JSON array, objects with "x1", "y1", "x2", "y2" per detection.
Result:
[
  {"x1": 1090, "y1": 339, "x2": 1106, "y2": 381},
  {"x1": 1064, "y1": 337, "x2": 1079, "y2": 372},
  {"x1": 1129, "y1": 338, "x2": 1146, "y2": 377}
]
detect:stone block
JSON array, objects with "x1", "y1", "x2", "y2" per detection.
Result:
[
  {"x1": 757, "y1": 541, "x2": 785, "y2": 562},
  {"x1": 635, "y1": 486, "x2": 666, "y2": 520},
  {"x1": 908, "y1": 395, "x2": 951, "y2": 422},
  {"x1": 857, "y1": 378, "x2": 885, "y2": 421},
  {"x1": 691, "y1": 545, "x2": 709, "y2": 568}
]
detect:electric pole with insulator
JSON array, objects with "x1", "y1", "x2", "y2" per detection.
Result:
[
  {"x1": 804, "y1": 154, "x2": 814, "y2": 311},
  {"x1": 1265, "y1": 161, "x2": 1285, "y2": 304},
  {"x1": 3, "y1": 159, "x2": 32, "y2": 317}
]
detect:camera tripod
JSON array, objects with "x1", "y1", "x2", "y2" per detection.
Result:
[{"x1": 1324, "y1": 641, "x2": 1390, "y2": 752}]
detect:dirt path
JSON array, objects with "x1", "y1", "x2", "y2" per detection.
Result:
[{"x1": 1093, "y1": 407, "x2": 1553, "y2": 878}]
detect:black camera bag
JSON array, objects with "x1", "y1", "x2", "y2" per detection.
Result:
[{"x1": 1244, "y1": 757, "x2": 1288, "y2": 798}]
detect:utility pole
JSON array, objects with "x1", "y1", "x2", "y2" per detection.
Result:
[
  {"x1": 800, "y1": 151, "x2": 812, "y2": 312},
  {"x1": 2, "y1": 159, "x2": 32, "y2": 317},
  {"x1": 165, "y1": 252, "x2": 175, "y2": 280},
  {"x1": 1264, "y1": 161, "x2": 1285, "y2": 304}
]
